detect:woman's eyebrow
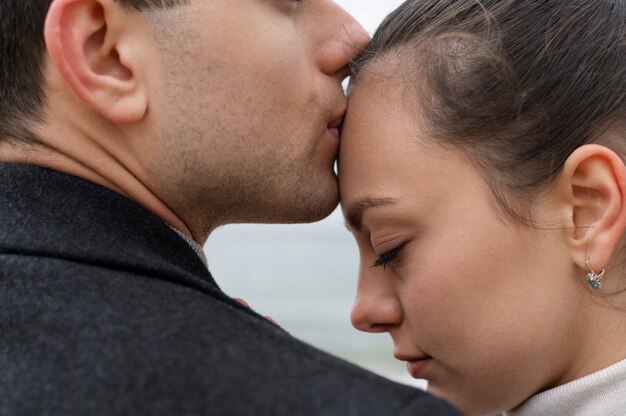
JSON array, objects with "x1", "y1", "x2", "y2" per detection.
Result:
[{"x1": 345, "y1": 197, "x2": 397, "y2": 231}]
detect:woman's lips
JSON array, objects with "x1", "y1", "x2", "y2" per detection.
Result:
[{"x1": 405, "y1": 357, "x2": 433, "y2": 379}]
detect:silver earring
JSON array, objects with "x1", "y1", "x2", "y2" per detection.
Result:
[{"x1": 585, "y1": 260, "x2": 605, "y2": 290}]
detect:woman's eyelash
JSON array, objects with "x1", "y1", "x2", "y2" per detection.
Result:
[{"x1": 371, "y1": 243, "x2": 406, "y2": 269}]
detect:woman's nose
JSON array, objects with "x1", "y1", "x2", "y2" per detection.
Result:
[{"x1": 350, "y1": 267, "x2": 403, "y2": 333}]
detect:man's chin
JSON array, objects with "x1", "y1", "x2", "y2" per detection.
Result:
[
  {"x1": 293, "y1": 196, "x2": 339, "y2": 224},
  {"x1": 231, "y1": 200, "x2": 338, "y2": 226},
  {"x1": 274, "y1": 193, "x2": 339, "y2": 224},
  {"x1": 261, "y1": 181, "x2": 339, "y2": 225}
]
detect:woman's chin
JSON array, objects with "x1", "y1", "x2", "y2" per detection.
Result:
[{"x1": 427, "y1": 384, "x2": 507, "y2": 416}]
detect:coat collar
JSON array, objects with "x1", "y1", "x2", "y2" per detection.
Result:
[{"x1": 0, "y1": 162, "x2": 221, "y2": 297}]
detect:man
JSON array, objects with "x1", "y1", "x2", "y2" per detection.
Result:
[{"x1": 0, "y1": 0, "x2": 460, "y2": 415}]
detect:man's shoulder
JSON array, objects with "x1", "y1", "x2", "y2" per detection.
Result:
[
  {"x1": 0, "y1": 163, "x2": 459, "y2": 415},
  {"x1": 0, "y1": 256, "x2": 460, "y2": 416}
]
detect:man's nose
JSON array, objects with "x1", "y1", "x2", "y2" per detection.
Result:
[
  {"x1": 318, "y1": 3, "x2": 371, "y2": 78},
  {"x1": 350, "y1": 266, "x2": 403, "y2": 333}
]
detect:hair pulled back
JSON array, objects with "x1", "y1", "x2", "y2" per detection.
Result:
[
  {"x1": 352, "y1": 0, "x2": 626, "y2": 221},
  {"x1": 0, "y1": 0, "x2": 188, "y2": 142}
]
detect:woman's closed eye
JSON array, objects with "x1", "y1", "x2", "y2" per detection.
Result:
[{"x1": 371, "y1": 242, "x2": 407, "y2": 269}]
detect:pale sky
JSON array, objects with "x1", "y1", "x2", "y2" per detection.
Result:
[{"x1": 334, "y1": 0, "x2": 406, "y2": 35}]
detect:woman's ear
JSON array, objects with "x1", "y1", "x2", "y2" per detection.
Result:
[
  {"x1": 558, "y1": 144, "x2": 626, "y2": 271},
  {"x1": 44, "y1": 0, "x2": 151, "y2": 124}
]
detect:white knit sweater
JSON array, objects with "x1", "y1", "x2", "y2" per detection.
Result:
[{"x1": 504, "y1": 358, "x2": 626, "y2": 416}]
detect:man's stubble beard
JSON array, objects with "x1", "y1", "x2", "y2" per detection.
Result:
[
  {"x1": 199, "y1": 149, "x2": 340, "y2": 232},
  {"x1": 152, "y1": 36, "x2": 340, "y2": 235},
  {"x1": 151, "y1": 129, "x2": 339, "y2": 239}
]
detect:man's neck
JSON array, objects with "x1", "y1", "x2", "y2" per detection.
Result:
[{"x1": 0, "y1": 133, "x2": 197, "y2": 243}]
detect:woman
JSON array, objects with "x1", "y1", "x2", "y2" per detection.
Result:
[{"x1": 339, "y1": 0, "x2": 626, "y2": 414}]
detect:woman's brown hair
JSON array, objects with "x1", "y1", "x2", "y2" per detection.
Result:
[{"x1": 352, "y1": 0, "x2": 625, "y2": 222}]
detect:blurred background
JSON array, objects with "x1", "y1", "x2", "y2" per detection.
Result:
[{"x1": 204, "y1": 0, "x2": 425, "y2": 388}]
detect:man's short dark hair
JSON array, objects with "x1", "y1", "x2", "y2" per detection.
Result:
[{"x1": 0, "y1": 0, "x2": 187, "y2": 143}]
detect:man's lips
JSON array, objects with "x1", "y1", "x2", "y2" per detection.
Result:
[
  {"x1": 328, "y1": 99, "x2": 347, "y2": 132},
  {"x1": 328, "y1": 115, "x2": 344, "y2": 130},
  {"x1": 325, "y1": 98, "x2": 346, "y2": 143},
  {"x1": 327, "y1": 115, "x2": 343, "y2": 140}
]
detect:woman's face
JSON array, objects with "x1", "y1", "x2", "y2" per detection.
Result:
[{"x1": 339, "y1": 73, "x2": 583, "y2": 415}]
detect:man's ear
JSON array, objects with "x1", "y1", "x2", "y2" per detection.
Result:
[
  {"x1": 558, "y1": 144, "x2": 626, "y2": 271},
  {"x1": 44, "y1": 0, "x2": 150, "y2": 124}
]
